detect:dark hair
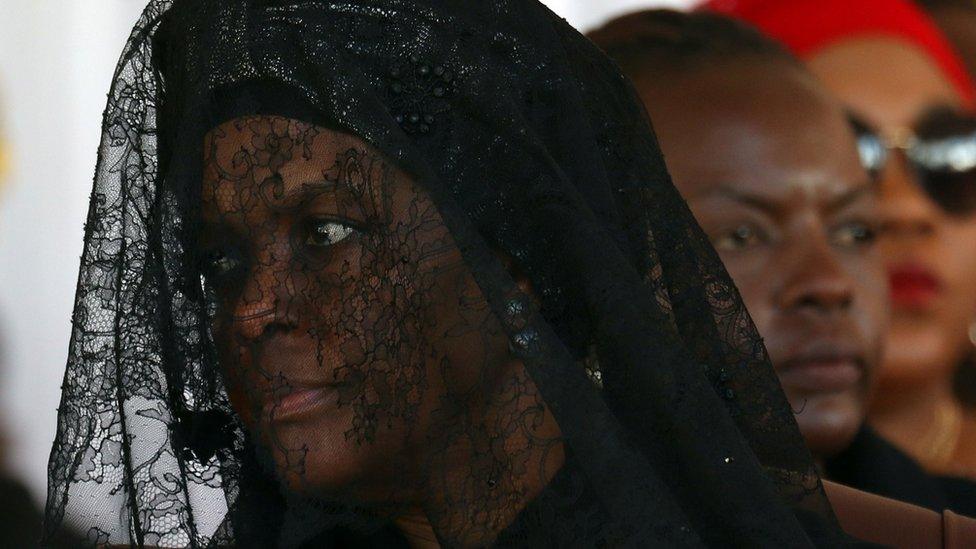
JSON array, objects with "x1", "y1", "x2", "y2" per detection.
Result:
[
  {"x1": 956, "y1": 354, "x2": 976, "y2": 407},
  {"x1": 917, "y1": 0, "x2": 976, "y2": 11},
  {"x1": 587, "y1": 9, "x2": 800, "y2": 79}
]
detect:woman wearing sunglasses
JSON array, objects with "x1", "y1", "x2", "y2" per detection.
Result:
[
  {"x1": 706, "y1": 0, "x2": 976, "y2": 481},
  {"x1": 919, "y1": 0, "x2": 976, "y2": 415}
]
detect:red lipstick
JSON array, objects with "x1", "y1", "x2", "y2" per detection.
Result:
[{"x1": 888, "y1": 262, "x2": 942, "y2": 310}]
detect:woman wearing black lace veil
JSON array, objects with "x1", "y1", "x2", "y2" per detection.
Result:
[{"x1": 43, "y1": 0, "x2": 856, "y2": 546}]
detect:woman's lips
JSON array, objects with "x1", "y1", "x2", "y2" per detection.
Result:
[
  {"x1": 888, "y1": 262, "x2": 943, "y2": 310},
  {"x1": 777, "y1": 356, "x2": 863, "y2": 393},
  {"x1": 264, "y1": 385, "x2": 339, "y2": 423}
]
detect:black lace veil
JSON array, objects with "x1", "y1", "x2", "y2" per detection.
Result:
[{"x1": 45, "y1": 0, "x2": 849, "y2": 546}]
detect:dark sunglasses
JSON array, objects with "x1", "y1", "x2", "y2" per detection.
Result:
[{"x1": 850, "y1": 107, "x2": 976, "y2": 217}]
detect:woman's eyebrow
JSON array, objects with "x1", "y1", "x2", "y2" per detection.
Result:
[
  {"x1": 269, "y1": 179, "x2": 340, "y2": 207},
  {"x1": 846, "y1": 110, "x2": 876, "y2": 134},
  {"x1": 298, "y1": 179, "x2": 340, "y2": 194},
  {"x1": 287, "y1": 178, "x2": 371, "y2": 218}
]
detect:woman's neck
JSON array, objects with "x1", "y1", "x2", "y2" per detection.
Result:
[
  {"x1": 406, "y1": 358, "x2": 565, "y2": 547},
  {"x1": 394, "y1": 511, "x2": 440, "y2": 549}
]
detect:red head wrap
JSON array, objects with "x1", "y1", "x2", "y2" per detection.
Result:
[{"x1": 698, "y1": 0, "x2": 976, "y2": 109}]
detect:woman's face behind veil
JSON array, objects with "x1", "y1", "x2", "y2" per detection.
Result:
[{"x1": 198, "y1": 115, "x2": 561, "y2": 513}]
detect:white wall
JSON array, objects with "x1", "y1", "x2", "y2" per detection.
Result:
[
  {"x1": 0, "y1": 0, "x2": 696, "y2": 506},
  {"x1": 546, "y1": 0, "x2": 697, "y2": 31},
  {"x1": 0, "y1": 0, "x2": 150, "y2": 503}
]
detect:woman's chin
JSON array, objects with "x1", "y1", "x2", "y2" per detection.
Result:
[{"x1": 268, "y1": 416, "x2": 415, "y2": 503}]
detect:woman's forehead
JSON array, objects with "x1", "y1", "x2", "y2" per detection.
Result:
[
  {"x1": 202, "y1": 115, "x2": 407, "y2": 218},
  {"x1": 806, "y1": 37, "x2": 963, "y2": 129},
  {"x1": 205, "y1": 116, "x2": 386, "y2": 187},
  {"x1": 205, "y1": 115, "x2": 361, "y2": 158}
]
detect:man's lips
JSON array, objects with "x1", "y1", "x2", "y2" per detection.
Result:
[
  {"x1": 888, "y1": 262, "x2": 943, "y2": 310},
  {"x1": 777, "y1": 351, "x2": 864, "y2": 393}
]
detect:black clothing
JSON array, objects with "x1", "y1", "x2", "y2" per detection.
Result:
[
  {"x1": 0, "y1": 475, "x2": 81, "y2": 548},
  {"x1": 0, "y1": 476, "x2": 44, "y2": 548},
  {"x1": 827, "y1": 426, "x2": 976, "y2": 518},
  {"x1": 45, "y1": 0, "x2": 856, "y2": 546},
  {"x1": 302, "y1": 456, "x2": 608, "y2": 548}
]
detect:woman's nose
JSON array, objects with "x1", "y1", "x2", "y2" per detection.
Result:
[{"x1": 232, "y1": 249, "x2": 296, "y2": 341}]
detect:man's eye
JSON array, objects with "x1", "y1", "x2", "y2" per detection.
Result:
[
  {"x1": 832, "y1": 221, "x2": 876, "y2": 248},
  {"x1": 712, "y1": 224, "x2": 764, "y2": 251},
  {"x1": 202, "y1": 249, "x2": 242, "y2": 277},
  {"x1": 305, "y1": 220, "x2": 357, "y2": 248}
]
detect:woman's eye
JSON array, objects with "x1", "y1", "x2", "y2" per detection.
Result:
[
  {"x1": 712, "y1": 224, "x2": 764, "y2": 251},
  {"x1": 202, "y1": 249, "x2": 242, "y2": 277},
  {"x1": 831, "y1": 221, "x2": 877, "y2": 248},
  {"x1": 304, "y1": 219, "x2": 357, "y2": 248}
]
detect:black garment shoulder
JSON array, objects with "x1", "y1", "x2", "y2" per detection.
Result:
[
  {"x1": 826, "y1": 426, "x2": 976, "y2": 517},
  {"x1": 298, "y1": 457, "x2": 611, "y2": 548},
  {"x1": 297, "y1": 456, "x2": 884, "y2": 547}
]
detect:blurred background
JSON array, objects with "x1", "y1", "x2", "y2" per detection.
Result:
[{"x1": 0, "y1": 0, "x2": 695, "y2": 511}]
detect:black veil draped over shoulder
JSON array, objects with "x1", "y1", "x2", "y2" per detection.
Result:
[{"x1": 45, "y1": 0, "x2": 851, "y2": 546}]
